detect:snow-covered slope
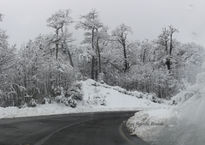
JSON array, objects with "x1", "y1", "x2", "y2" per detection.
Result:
[
  {"x1": 0, "y1": 79, "x2": 166, "y2": 119},
  {"x1": 81, "y1": 79, "x2": 167, "y2": 109},
  {"x1": 126, "y1": 64, "x2": 205, "y2": 145},
  {"x1": 154, "y1": 64, "x2": 205, "y2": 145}
]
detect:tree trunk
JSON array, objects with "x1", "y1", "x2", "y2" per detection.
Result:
[
  {"x1": 143, "y1": 49, "x2": 146, "y2": 63},
  {"x1": 96, "y1": 36, "x2": 101, "y2": 73},
  {"x1": 67, "y1": 48, "x2": 74, "y2": 67},
  {"x1": 169, "y1": 34, "x2": 173, "y2": 55},
  {"x1": 165, "y1": 41, "x2": 168, "y2": 55},
  {"x1": 55, "y1": 29, "x2": 59, "y2": 59},
  {"x1": 165, "y1": 58, "x2": 171, "y2": 71},
  {"x1": 91, "y1": 56, "x2": 95, "y2": 80},
  {"x1": 91, "y1": 28, "x2": 96, "y2": 80},
  {"x1": 62, "y1": 41, "x2": 74, "y2": 67},
  {"x1": 122, "y1": 40, "x2": 128, "y2": 72},
  {"x1": 95, "y1": 57, "x2": 98, "y2": 80}
]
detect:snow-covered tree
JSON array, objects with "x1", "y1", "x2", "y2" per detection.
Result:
[
  {"x1": 169, "y1": 25, "x2": 179, "y2": 56},
  {"x1": 112, "y1": 24, "x2": 132, "y2": 72},
  {"x1": 76, "y1": 9, "x2": 105, "y2": 80},
  {"x1": 157, "y1": 28, "x2": 170, "y2": 55},
  {"x1": 47, "y1": 9, "x2": 74, "y2": 64},
  {"x1": 0, "y1": 15, "x2": 17, "y2": 106},
  {"x1": 13, "y1": 34, "x2": 75, "y2": 105}
]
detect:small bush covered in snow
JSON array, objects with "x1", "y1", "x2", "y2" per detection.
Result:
[
  {"x1": 0, "y1": 84, "x2": 38, "y2": 108},
  {"x1": 87, "y1": 95, "x2": 107, "y2": 106},
  {"x1": 65, "y1": 82, "x2": 83, "y2": 101},
  {"x1": 54, "y1": 82, "x2": 83, "y2": 108}
]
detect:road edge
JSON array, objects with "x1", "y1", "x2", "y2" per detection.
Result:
[{"x1": 119, "y1": 121, "x2": 150, "y2": 145}]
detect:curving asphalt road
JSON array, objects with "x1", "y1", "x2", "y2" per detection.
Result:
[{"x1": 0, "y1": 111, "x2": 149, "y2": 145}]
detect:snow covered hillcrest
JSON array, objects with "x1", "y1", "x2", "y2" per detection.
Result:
[
  {"x1": 0, "y1": 79, "x2": 168, "y2": 119},
  {"x1": 81, "y1": 79, "x2": 169, "y2": 109}
]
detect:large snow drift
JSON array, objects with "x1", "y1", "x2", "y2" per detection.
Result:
[
  {"x1": 154, "y1": 64, "x2": 205, "y2": 145},
  {"x1": 127, "y1": 63, "x2": 205, "y2": 145},
  {"x1": 126, "y1": 107, "x2": 176, "y2": 143}
]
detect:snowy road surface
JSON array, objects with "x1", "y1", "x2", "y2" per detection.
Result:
[{"x1": 0, "y1": 111, "x2": 149, "y2": 145}]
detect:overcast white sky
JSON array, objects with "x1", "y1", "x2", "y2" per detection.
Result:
[{"x1": 0, "y1": 0, "x2": 205, "y2": 47}]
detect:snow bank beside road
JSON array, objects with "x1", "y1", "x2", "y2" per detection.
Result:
[
  {"x1": 131, "y1": 64, "x2": 205, "y2": 145},
  {"x1": 0, "y1": 79, "x2": 166, "y2": 119},
  {"x1": 126, "y1": 65, "x2": 205, "y2": 143},
  {"x1": 126, "y1": 108, "x2": 176, "y2": 142}
]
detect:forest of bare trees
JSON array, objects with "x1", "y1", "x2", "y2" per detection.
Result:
[{"x1": 0, "y1": 9, "x2": 204, "y2": 107}]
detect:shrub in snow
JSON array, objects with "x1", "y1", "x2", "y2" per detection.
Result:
[
  {"x1": 27, "y1": 87, "x2": 41, "y2": 101},
  {"x1": 0, "y1": 91, "x2": 12, "y2": 107},
  {"x1": 55, "y1": 95, "x2": 77, "y2": 108},
  {"x1": 87, "y1": 95, "x2": 107, "y2": 106},
  {"x1": 10, "y1": 84, "x2": 42, "y2": 107},
  {"x1": 42, "y1": 97, "x2": 52, "y2": 104},
  {"x1": 68, "y1": 98, "x2": 77, "y2": 108},
  {"x1": 54, "y1": 82, "x2": 83, "y2": 108},
  {"x1": 8, "y1": 84, "x2": 27, "y2": 107},
  {"x1": 26, "y1": 98, "x2": 37, "y2": 107},
  {"x1": 51, "y1": 86, "x2": 62, "y2": 97},
  {"x1": 65, "y1": 83, "x2": 83, "y2": 101},
  {"x1": 1, "y1": 84, "x2": 42, "y2": 107}
]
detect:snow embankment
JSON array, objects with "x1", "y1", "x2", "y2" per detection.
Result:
[
  {"x1": 126, "y1": 108, "x2": 177, "y2": 142},
  {"x1": 0, "y1": 79, "x2": 166, "y2": 119},
  {"x1": 81, "y1": 79, "x2": 167, "y2": 109},
  {"x1": 125, "y1": 66, "x2": 205, "y2": 143},
  {"x1": 125, "y1": 78, "x2": 203, "y2": 144}
]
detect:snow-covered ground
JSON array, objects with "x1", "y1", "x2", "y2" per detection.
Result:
[
  {"x1": 81, "y1": 79, "x2": 168, "y2": 109},
  {"x1": 0, "y1": 79, "x2": 168, "y2": 119},
  {"x1": 126, "y1": 107, "x2": 177, "y2": 143},
  {"x1": 126, "y1": 64, "x2": 205, "y2": 145}
]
